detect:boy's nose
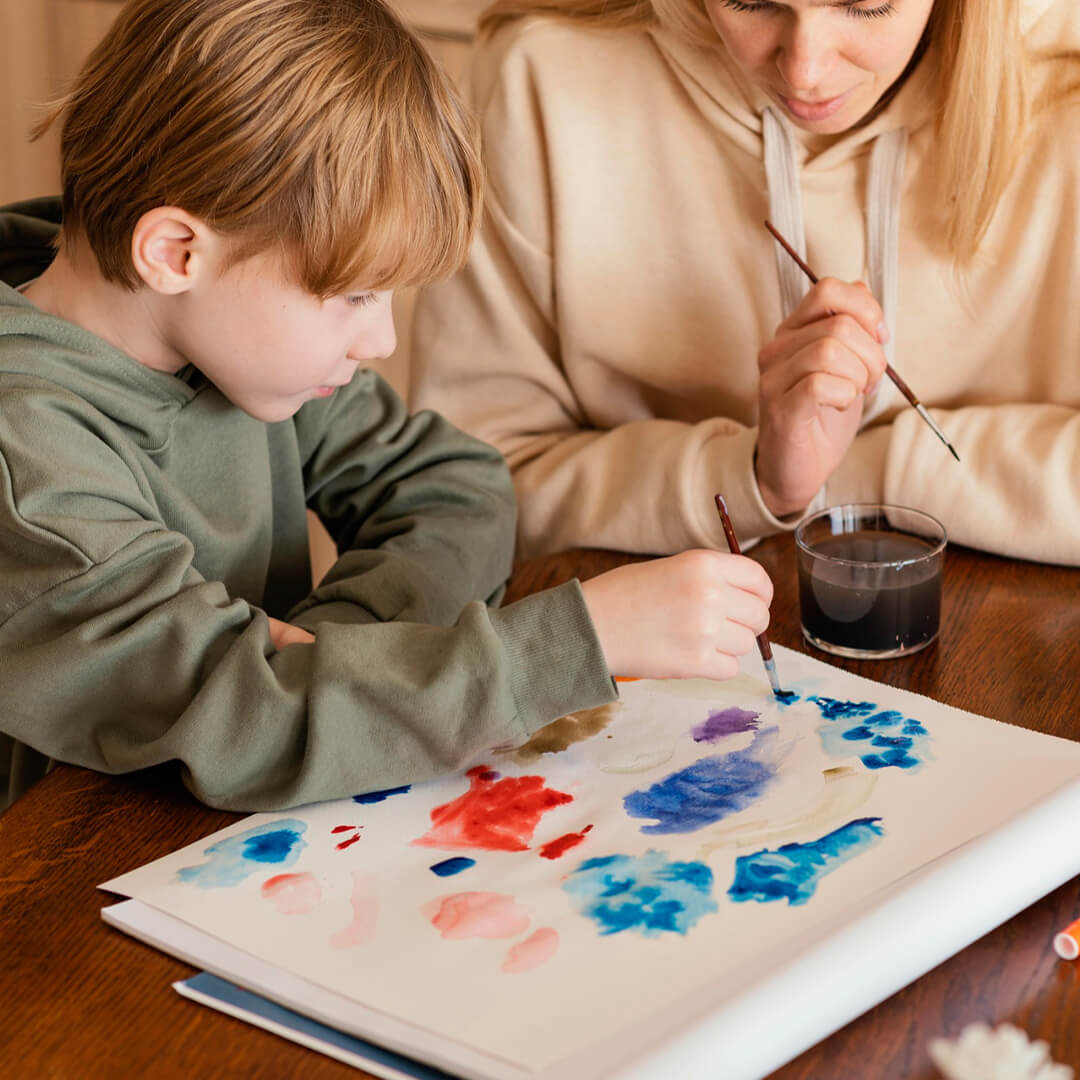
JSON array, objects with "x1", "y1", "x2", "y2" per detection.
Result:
[{"x1": 351, "y1": 294, "x2": 397, "y2": 363}]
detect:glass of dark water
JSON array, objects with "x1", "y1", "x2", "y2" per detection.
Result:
[{"x1": 795, "y1": 504, "x2": 946, "y2": 660}]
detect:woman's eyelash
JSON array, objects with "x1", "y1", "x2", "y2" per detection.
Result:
[
  {"x1": 848, "y1": 3, "x2": 895, "y2": 18},
  {"x1": 719, "y1": 0, "x2": 896, "y2": 17}
]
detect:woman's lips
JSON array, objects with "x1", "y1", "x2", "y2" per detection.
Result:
[{"x1": 782, "y1": 89, "x2": 851, "y2": 123}]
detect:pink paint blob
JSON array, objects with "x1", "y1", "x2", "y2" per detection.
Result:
[
  {"x1": 424, "y1": 891, "x2": 531, "y2": 940},
  {"x1": 260, "y1": 872, "x2": 322, "y2": 915},
  {"x1": 502, "y1": 927, "x2": 559, "y2": 974},
  {"x1": 329, "y1": 871, "x2": 379, "y2": 949},
  {"x1": 539, "y1": 825, "x2": 593, "y2": 860},
  {"x1": 413, "y1": 765, "x2": 573, "y2": 852}
]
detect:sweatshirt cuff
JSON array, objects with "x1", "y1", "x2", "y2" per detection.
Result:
[
  {"x1": 489, "y1": 579, "x2": 616, "y2": 737},
  {"x1": 698, "y1": 426, "x2": 801, "y2": 547}
]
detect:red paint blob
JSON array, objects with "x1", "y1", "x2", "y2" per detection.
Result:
[
  {"x1": 414, "y1": 765, "x2": 573, "y2": 852},
  {"x1": 260, "y1": 872, "x2": 322, "y2": 915},
  {"x1": 331, "y1": 825, "x2": 355, "y2": 834},
  {"x1": 538, "y1": 824, "x2": 594, "y2": 860},
  {"x1": 336, "y1": 834, "x2": 362, "y2": 850}
]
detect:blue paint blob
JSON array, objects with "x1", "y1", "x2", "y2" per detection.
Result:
[
  {"x1": 807, "y1": 697, "x2": 877, "y2": 721},
  {"x1": 624, "y1": 732, "x2": 779, "y2": 834},
  {"x1": 692, "y1": 706, "x2": 760, "y2": 742},
  {"x1": 728, "y1": 817, "x2": 885, "y2": 906},
  {"x1": 176, "y1": 820, "x2": 308, "y2": 888},
  {"x1": 563, "y1": 850, "x2": 717, "y2": 936},
  {"x1": 352, "y1": 785, "x2": 411, "y2": 804},
  {"x1": 813, "y1": 701, "x2": 932, "y2": 771},
  {"x1": 429, "y1": 857, "x2": 476, "y2": 877},
  {"x1": 773, "y1": 689, "x2": 799, "y2": 705}
]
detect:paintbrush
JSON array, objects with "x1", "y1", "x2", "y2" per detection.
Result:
[
  {"x1": 713, "y1": 494, "x2": 788, "y2": 700},
  {"x1": 764, "y1": 219, "x2": 960, "y2": 462}
]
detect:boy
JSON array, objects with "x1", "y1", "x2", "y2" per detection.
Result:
[{"x1": 0, "y1": 0, "x2": 773, "y2": 811}]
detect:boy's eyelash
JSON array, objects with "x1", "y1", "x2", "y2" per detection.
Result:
[
  {"x1": 719, "y1": 0, "x2": 896, "y2": 17},
  {"x1": 346, "y1": 293, "x2": 378, "y2": 308}
]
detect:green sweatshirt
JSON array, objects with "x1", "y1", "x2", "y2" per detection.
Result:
[{"x1": 0, "y1": 198, "x2": 614, "y2": 811}]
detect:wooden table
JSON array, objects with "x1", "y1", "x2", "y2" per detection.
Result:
[{"x1": 2, "y1": 534, "x2": 1078, "y2": 1078}]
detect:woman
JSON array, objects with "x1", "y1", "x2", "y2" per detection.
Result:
[{"x1": 411, "y1": 0, "x2": 1080, "y2": 563}]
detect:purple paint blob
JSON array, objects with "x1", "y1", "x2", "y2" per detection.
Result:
[{"x1": 692, "y1": 707, "x2": 760, "y2": 743}]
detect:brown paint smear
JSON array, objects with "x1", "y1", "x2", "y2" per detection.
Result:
[{"x1": 507, "y1": 703, "x2": 623, "y2": 765}]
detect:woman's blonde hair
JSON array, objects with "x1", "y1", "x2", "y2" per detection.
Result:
[
  {"x1": 34, "y1": 0, "x2": 483, "y2": 296},
  {"x1": 479, "y1": 0, "x2": 1079, "y2": 261}
]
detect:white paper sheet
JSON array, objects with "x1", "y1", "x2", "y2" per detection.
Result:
[{"x1": 101, "y1": 645, "x2": 1080, "y2": 1078}]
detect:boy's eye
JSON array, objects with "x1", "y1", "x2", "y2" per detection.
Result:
[{"x1": 345, "y1": 293, "x2": 378, "y2": 309}]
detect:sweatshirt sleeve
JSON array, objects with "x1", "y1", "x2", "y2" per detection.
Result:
[
  {"x1": 289, "y1": 369, "x2": 518, "y2": 628},
  {"x1": 826, "y1": 402, "x2": 1080, "y2": 567},
  {"x1": 409, "y1": 28, "x2": 790, "y2": 559},
  {"x1": 0, "y1": 388, "x2": 615, "y2": 812}
]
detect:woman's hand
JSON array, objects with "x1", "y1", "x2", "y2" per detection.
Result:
[{"x1": 755, "y1": 278, "x2": 888, "y2": 518}]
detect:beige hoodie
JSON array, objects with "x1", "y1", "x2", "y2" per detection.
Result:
[{"x1": 412, "y1": 0, "x2": 1080, "y2": 564}]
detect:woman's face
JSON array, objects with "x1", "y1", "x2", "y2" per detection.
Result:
[{"x1": 703, "y1": 0, "x2": 937, "y2": 134}]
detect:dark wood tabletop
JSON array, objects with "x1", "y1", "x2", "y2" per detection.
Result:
[{"x1": 2, "y1": 534, "x2": 1078, "y2": 1079}]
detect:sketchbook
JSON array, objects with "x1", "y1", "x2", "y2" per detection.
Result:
[{"x1": 100, "y1": 644, "x2": 1080, "y2": 1080}]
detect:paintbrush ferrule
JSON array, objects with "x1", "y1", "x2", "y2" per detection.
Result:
[
  {"x1": 914, "y1": 403, "x2": 961, "y2": 462},
  {"x1": 762, "y1": 655, "x2": 784, "y2": 698}
]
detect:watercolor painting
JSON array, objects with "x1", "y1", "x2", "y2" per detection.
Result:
[{"x1": 103, "y1": 644, "x2": 1080, "y2": 1078}]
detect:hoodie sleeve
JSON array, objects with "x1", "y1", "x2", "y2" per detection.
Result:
[
  {"x1": 289, "y1": 369, "x2": 517, "y2": 628},
  {"x1": 0, "y1": 377, "x2": 614, "y2": 811},
  {"x1": 826, "y1": 403, "x2": 1080, "y2": 567},
  {"x1": 409, "y1": 23, "x2": 791, "y2": 559}
]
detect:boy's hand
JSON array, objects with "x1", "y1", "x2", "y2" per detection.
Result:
[
  {"x1": 268, "y1": 617, "x2": 315, "y2": 650},
  {"x1": 755, "y1": 278, "x2": 888, "y2": 518},
  {"x1": 580, "y1": 550, "x2": 773, "y2": 681}
]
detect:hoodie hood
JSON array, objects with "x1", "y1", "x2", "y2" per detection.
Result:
[{"x1": 0, "y1": 197, "x2": 199, "y2": 451}]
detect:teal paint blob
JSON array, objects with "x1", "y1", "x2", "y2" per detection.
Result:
[
  {"x1": 563, "y1": 850, "x2": 717, "y2": 936},
  {"x1": 810, "y1": 697, "x2": 932, "y2": 771},
  {"x1": 176, "y1": 819, "x2": 308, "y2": 888},
  {"x1": 729, "y1": 817, "x2": 885, "y2": 906}
]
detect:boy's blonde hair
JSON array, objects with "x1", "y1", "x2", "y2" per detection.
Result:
[
  {"x1": 34, "y1": 0, "x2": 482, "y2": 297},
  {"x1": 477, "y1": 0, "x2": 1079, "y2": 262}
]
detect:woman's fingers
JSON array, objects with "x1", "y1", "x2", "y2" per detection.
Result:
[
  {"x1": 775, "y1": 276, "x2": 888, "y2": 342},
  {"x1": 760, "y1": 312, "x2": 886, "y2": 394}
]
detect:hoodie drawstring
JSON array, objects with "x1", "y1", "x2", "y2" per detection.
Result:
[{"x1": 761, "y1": 105, "x2": 907, "y2": 433}]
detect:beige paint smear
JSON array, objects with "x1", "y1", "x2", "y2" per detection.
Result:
[{"x1": 696, "y1": 766, "x2": 878, "y2": 859}]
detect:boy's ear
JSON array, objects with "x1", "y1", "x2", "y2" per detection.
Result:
[{"x1": 130, "y1": 207, "x2": 216, "y2": 295}]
